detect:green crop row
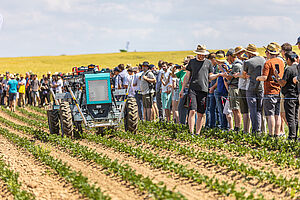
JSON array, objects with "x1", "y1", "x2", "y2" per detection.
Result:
[
  {"x1": 0, "y1": 115, "x2": 186, "y2": 200},
  {"x1": 27, "y1": 105, "x2": 47, "y2": 115},
  {"x1": 0, "y1": 126, "x2": 110, "y2": 200},
  {"x1": 0, "y1": 106, "x2": 47, "y2": 129},
  {"x1": 78, "y1": 130, "x2": 265, "y2": 200},
  {"x1": 0, "y1": 156, "x2": 35, "y2": 200},
  {"x1": 141, "y1": 122, "x2": 300, "y2": 167},
  {"x1": 108, "y1": 127, "x2": 300, "y2": 196},
  {"x1": 16, "y1": 107, "x2": 47, "y2": 122}
]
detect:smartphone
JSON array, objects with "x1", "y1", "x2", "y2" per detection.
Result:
[
  {"x1": 272, "y1": 75, "x2": 278, "y2": 83},
  {"x1": 275, "y1": 64, "x2": 280, "y2": 74}
]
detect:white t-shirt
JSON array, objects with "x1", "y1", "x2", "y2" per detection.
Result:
[
  {"x1": 161, "y1": 71, "x2": 172, "y2": 93},
  {"x1": 56, "y1": 79, "x2": 63, "y2": 93},
  {"x1": 133, "y1": 72, "x2": 143, "y2": 92}
]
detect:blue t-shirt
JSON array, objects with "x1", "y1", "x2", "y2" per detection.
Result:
[
  {"x1": 216, "y1": 63, "x2": 231, "y2": 96},
  {"x1": 8, "y1": 79, "x2": 18, "y2": 93}
]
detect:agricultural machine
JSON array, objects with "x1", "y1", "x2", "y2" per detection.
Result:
[{"x1": 47, "y1": 64, "x2": 138, "y2": 136}]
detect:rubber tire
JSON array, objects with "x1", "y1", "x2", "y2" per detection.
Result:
[
  {"x1": 59, "y1": 102, "x2": 74, "y2": 137},
  {"x1": 47, "y1": 110, "x2": 60, "y2": 135},
  {"x1": 124, "y1": 97, "x2": 138, "y2": 132}
]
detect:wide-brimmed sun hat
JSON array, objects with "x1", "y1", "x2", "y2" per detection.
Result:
[
  {"x1": 264, "y1": 43, "x2": 280, "y2": 55},
  {"x1": 215, "y1": 53, "x2": 227, "y2": 62},
  {"x1": 193, "y1": 44, "x2": 209, "y2": 55},
  {"x1": 233, "y1": 46, "x2": 246, "y2": 55},
  {"x1": 245, "y1": 44, "x2": 259, "y2": 56}
]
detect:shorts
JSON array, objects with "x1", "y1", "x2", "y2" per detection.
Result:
[
  {"x1": 263, "y1": 94, "x2": 280, "y2": 116},
  {"x1": 223, "y1": 99, "x2": 232, "y2": 115},
  {"x1": 142, "y1": 93, "x2": 153, "y2": 109},
  {"x1": 228, "y1": 87, "x2": 240, "y2": 110},
  {"x1": 172, "y1": 89, "x2": 180, "y2": 101},
  {"x1": 239, "y1": 89, "x2": 248, "y2": 114},
  {"x1": 161, "y1": 92, "x2": 172, "y2": 109},
  {"x1": 189, "y1": 89, "x2": 207, "y2": 114},
  {"x1": 9, "y1": 93, "x2": 17, "y2": 101}
]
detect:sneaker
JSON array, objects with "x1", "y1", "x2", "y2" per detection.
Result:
[{"x1": 277, "y1": 132, "x2": 286, "y2": 138}]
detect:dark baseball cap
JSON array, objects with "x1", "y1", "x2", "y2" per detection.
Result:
[
  {"x1": 296, "y1": 36, "x2": 300, "y2": 45},
  {"x1": 113, "y1": 67, "x2": 120, "y2": 72},
  {"x1": 226, "y1": 48, "x2": 235, "y2": 56},
  {"x1": 141, "y1": 61, "x2": 149, "y2": 66}
]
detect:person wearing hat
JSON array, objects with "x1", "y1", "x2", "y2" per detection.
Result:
[
  {"x1": 179, "y1": 44, "x2": 218, "y2": 134},
  {"x1": 7, "y1": 74, "x2": 18, "y2": 112},
  {"x1": 140, "y1": 61, "x2": 156, "y2": 121},
  {"x1": 231, "y1": 46, "x2": 251, "y2": 133},
  {"x1": 277, "y1": 51, "x2": 299, "y2": 141},
  {"x1": 18, "y1": 74, "x2": 26, "y2": 108},
  {"x1": 113, "y1": 67, "x2": 121, "y2": 89},
  {"x1": 256, "y1": 43, "x2": 285, "y2": 136},
  {"x1": 212, "y1": 52, "x2": 233, "y2": 130},
  {"x1": 222, "y1": 48, "x2": 243, "y2": 132},
  {"x1": 242, "y1": 44, "x2": 265, "y2": 134}
]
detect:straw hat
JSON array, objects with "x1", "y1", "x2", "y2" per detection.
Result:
[
  {"x1": 264, "y1": 43, "x2": 280, "y2": 55},
  {"x1": 245, "y1": 44, "x2": 259, "y2": 56},
  {"x1": 215, "y1": 53, "x2": 227, "y2": 62},
  {"x1": 270, "y1": 42, "x2": 280, "y2": 50},
  {"x1": 233, "y1": 46, "x2": 246, "y2": 55},
  {"x1": 193, "y1": 44, "x2": 209, "y2": 55}
]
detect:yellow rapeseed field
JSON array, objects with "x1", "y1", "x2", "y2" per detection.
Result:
[{"x1": 0, "y1": 47, "x2": 299, "y2": 77}]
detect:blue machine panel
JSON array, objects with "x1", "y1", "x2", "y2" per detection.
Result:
[{"x1": 85, "y1": 73, "x2": 112, "y2": 104}]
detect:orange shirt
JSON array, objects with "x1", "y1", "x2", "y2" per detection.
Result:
[{"x1": 262, "y1": 57, "x2": 285, "y2": 95}]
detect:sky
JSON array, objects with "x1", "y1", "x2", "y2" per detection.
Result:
[{"x1": 0, "y1": 0, "x2": 300, "y2": 57}]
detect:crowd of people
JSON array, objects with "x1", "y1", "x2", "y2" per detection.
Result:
[
  {"x1": 0, "y1": 72, "x2": 63, "y2": 112},
  {"x1": 112, "y1": 36, "x2": 300, "y2": 141},
  {"x1": 2, "y1": 36, "x2": 300, "y2": 142}
]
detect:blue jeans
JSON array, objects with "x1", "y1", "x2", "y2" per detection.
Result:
[
  {"x1": 135, "y1": 92, "x2": 144, "y2": 120},
  {"x1": 178, "y1": 88, "x2": 189, "y2": 124},
  {"x1": 208, "y1": 92, "x2": 217, "y2": 128},
  {"x1": 215, "y1": 91, "x2": 228, "y2": 129},
  {"x1": 246, "y1": 90, "x2": 263, "y2": 133}
]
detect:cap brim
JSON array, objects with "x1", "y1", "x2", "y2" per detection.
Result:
[{"x1": 216, "y1": 59, "x2": 226, "y2": 62}]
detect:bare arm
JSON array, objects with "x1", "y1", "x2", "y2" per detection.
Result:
[
  {"x1": 180, "y1": 71, "x2": 190, "y2": 93},
  {"x1": 256, "y1": 76, "x2": 267, "y2": 81},
  {"x1": 209, "y1": 73, "x2": 219, "y2": 81},
  {"x1": 278, "y1": 79, "x2": 287, "y2": 87}
]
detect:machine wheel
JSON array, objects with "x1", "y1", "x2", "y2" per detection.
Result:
[
  {"x1": 124, "y1": 97, "x2": 138, "y2": 132},
  {"x1": 47, "y1": 110, "x2": 60, "y2": 135},
  {"x1": 60, "y1": 102, "x2": 74, "y2": 137}
]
